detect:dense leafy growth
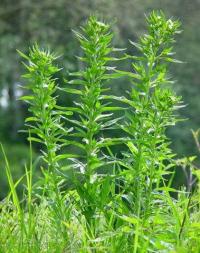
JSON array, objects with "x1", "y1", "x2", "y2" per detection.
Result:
[{"x1": 0, "y1": 12, "x2": 200, "y2": 253}]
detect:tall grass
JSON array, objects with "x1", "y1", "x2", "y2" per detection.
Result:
[{"x1": 0, "y1": 11, "x2": 200, "y2": 253}]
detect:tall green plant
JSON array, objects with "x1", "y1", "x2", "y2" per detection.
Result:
[
  {"x1": 18, "y1": 45, "x2": 76, "y2": 243},
  {"x1": 19, "y1": 46, "x2": 60, "y2": 170},
  {"x1": 64, "y1": 16, "x2": 121, "y2": 226},
  {"x1": 113, "y1": 11, "x2": 183, "y2": 249},
  {"x1": 18, "y1": 46, "x2": 72, "y2": 190}
]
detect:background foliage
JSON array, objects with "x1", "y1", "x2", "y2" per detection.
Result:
[{"x1": 0, "y1": 0, "x2": 200, "y2": 199}]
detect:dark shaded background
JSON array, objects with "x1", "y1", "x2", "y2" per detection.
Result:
[{"x1": 0, "y1": 0, "x2": 200, "y2": 198}]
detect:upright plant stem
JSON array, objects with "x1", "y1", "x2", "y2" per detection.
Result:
[{"x1": 67, "y1": 17, "x2": 121, "y2": 227}]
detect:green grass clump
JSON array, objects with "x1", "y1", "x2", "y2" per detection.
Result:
[{"x1": 0, "y1": 11, "x2": 200, "y2": 253}]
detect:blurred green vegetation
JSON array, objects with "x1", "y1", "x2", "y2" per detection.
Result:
[{"x1": 0, "y1": 0, "x2": 200, "y2": 198}]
